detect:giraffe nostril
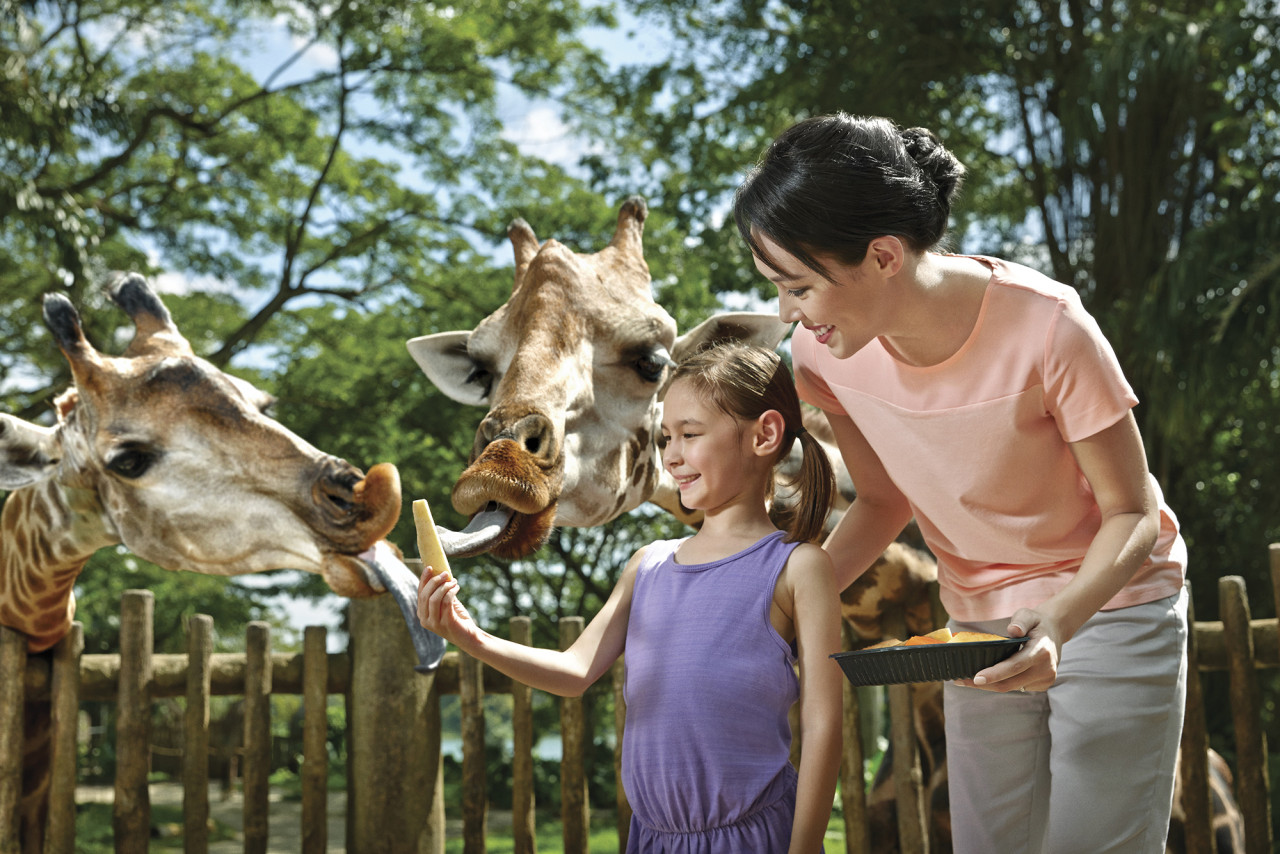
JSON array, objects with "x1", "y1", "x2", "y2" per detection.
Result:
[
  {"x1": 315, "y1": 459, "x2": 362, "y2": 518},
  {"x1": 326, "y1": 493, "x2": 354, "y2": 513}
]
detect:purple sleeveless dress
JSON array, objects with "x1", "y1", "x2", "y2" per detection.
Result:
[{"x1": 622, "y1": 530, "x2": 816, "y2": 853}]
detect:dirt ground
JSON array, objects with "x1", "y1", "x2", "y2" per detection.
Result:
[{"x1": 77, "y1": 781, "x2": 348, "y2": 853}]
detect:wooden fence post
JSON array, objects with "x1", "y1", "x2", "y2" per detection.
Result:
[
  {"x1": 46, "y1": 622, "x2": 82, "y2": 854},
  {"x1": 243, "y1": 622, "x2": 272, "y2": 854},
  {"x1": 0, "y1": 626, "x2": 25, "y2": 854},
  {"x1": 184, "y1": 614, "x2": 213, "y2": 854},
  {"x1": 511, "y1": 617, "x2": 537, "y2": 854},
  {"x1": 302, "y1": 625, "x2": 329, "y2": 854},
  {"x1": 560, "y1": 617, "x2": 588, "y2": 854},
  {"x1": 347, "y1": 594, "x2": 439, "y2": 853},
  {"x1": 114, "y1": 590, "x2": 153, "y2": 852},
  {"x1": 460, "y1": 650, "x2": 487, "y2": 854},
  {"x1": 1219, "y1": 575, "x2": 1273, "y2": 853}
]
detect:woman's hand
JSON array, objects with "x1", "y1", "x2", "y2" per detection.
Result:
[{"x1": 957, "y1": 608, "x2": 1064, "y2": 693}]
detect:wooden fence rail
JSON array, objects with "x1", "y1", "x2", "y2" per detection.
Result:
[{"x1": 2, "y1": 549, "x2": 1279, "y2": 853}]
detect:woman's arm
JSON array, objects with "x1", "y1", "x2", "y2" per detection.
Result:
[
  {"x1": 969, "y1": 411, "x2": 1160, "y2": 691},
  {"x1": 822, "y1": 411, "x2": 915, "y2": 591},
  {"x1": 784, "y1": 543, "x2": 844, "y2": 854},
  {"x1": 417, "y1": 549, "x2": 642, "y2": 697}
]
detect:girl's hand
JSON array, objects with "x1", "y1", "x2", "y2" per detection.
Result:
[
  {"x1": 416, "y1": 567, "x2": 475, "y2": 644},
  {"x1": 959, "y1": 608, "x2": 1064, "y2": 693}
]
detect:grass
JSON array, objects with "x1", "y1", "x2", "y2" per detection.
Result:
[{"x1": 444, "y1": 814, "x2": 622, "y2": 854}]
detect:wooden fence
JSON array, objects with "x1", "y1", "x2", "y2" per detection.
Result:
[{"x1": 2, "y1": 550, "x2": 1279, "y2": 854}]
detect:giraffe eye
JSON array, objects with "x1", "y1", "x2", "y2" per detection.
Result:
[
  {"x1": 465, "y1": 365, "x2": 493, "y2": 399},
  {"x1": 635, "y1": 347, "x2": 674, "y2": 383},
  {"x1": 106, "y1": 447, "x2": 157, "y2": 479}
]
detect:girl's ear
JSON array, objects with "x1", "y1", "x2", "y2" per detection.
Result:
[{"x1": 753, "y1": 409, "x2": 787, "y2": 457}]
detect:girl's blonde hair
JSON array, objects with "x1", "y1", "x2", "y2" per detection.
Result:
[{"x1": 670, "y1": 342, "x2": 835, "y2": 543}]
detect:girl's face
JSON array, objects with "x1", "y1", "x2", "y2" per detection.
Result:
[
  {"x1": 751, "y1": 232, "x2": 887, "y2": 360},
  {"x1": 660, "y1": 380, "x2": 760, "y2": 514}
]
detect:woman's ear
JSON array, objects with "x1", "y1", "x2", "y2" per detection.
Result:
[
  {"x1": 865, "y1": 235, "x2": 906, "y2": 278},
  {"x1": 753, "y1": 409, "x2": 787, "y2": 457}
]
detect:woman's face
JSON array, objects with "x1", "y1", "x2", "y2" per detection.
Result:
[{"x1": 751, "y1": 233, "x2": 887, "y2": 360}]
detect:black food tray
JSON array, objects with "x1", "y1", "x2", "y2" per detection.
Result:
[{"x1": 830, "y1": 637, "x2": 1027, "y2": 687}]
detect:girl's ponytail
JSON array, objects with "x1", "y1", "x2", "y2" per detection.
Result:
[{"x1": 776, "y1": 427, "x2": 836, "y2": 545}]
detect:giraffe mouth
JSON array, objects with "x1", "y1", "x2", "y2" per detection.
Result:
[{"x1": 434, "y1": 502, "x2": 557, "y2": 560}]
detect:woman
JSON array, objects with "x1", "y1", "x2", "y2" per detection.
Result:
[{"x1": 733, "y1": 113, "x2": 1187, "y2": 854}]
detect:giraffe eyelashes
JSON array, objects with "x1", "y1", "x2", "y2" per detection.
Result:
[
  {"x1": 104, "y1": 446, "x2": 158, "y2": 479},
  {"x1": 464, "y1": 365, "x2": 493, "y2": 400},
  {"x1": 634, "y1": 348, "x2": 673, "y2": 383}
]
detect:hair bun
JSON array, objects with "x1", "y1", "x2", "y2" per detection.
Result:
[{"x1": 901, "y1": 127, "x2": 965, "y2": 208}]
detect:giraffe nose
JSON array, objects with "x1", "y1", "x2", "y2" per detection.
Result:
[
  {"x1": 477, "y1": 411, "x2": 558, "y2": 464},
  {"x1": 314, "y1": 458, "x2": 362, "y2": 517}
]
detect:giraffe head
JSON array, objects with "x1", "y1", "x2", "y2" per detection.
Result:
[
  {"x1": 0, "y1": 274, "x2": 402, "y2": 639},
  {"x1": 407, "y1": 197, "x2": 788, "y2": 558}
]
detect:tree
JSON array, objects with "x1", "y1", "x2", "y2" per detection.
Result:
[{"x1": 1, "y1": 0, "x2": 613, "y2": 410}]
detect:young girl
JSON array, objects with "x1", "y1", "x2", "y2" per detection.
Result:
[
  {"x1": 734, "y1": 113, "x2": 1188, "y2": 853},
  {"x1": 417, "y1": 341, "x2": 844, "y2": 853}
]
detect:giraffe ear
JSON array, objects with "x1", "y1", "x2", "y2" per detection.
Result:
[
  {"x1": 669, "y1": 312, "x2": 791, "y2": 368},
  {"x1": 406, "y1": 331, "x2": 490, "y2": 407},
  {"x1": 0, "y1": 414, "x2": 61, "y2": 490}
]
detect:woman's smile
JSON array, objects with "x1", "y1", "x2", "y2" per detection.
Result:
[{"x1": 805, "y1": 322, "x2": 835, "y2": 344}]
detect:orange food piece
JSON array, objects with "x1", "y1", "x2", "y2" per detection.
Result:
[
  {"x1": 870, "y1": 628, "x2": 1009, "y2": 649},
  {"x1": 950, "y1": 631, "x2": 1007, "y2": 643}
]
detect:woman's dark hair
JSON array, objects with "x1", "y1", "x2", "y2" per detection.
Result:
[
  {"x1": 733, "y1": 113, "x2": 966, "y2": 281},
  {"x1": 671, "y1": 342, "x2": 835, "y2": 544}
]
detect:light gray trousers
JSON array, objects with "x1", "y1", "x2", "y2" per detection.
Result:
[{"x1": 943, "y1": 587, "x2": 1189, "y2": 854}]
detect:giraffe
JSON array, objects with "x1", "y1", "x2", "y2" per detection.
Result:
[
  {"x1": 0, "y1": 273, "x2": 406, "y2": 852},
  {"x1": 406, "y1": 196, "x2": 1242, "y2": 853},
  {"x1": 406, "y1": 195, "x2": 937, "y2": 638}
]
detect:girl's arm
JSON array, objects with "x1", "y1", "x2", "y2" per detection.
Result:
[
  {"x1": 417, "y1": 548, "x2": 643, "y2": 697},
  {"x1": 822, "y1": 411, "x2": 915, "y2": 591},
  {"x1": 969, "y1": 411, "x2": 1161, "y2": 691},
  {"x1": 784, "y1": 543, "x2": 844, "y2": 854}
]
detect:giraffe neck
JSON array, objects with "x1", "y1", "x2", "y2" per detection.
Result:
[{"x1": 1, "y1": 481, "x2": 114, "y2": 652}]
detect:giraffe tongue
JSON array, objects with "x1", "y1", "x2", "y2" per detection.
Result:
[
  {"x1": 434, "y1": 506, "x2": 514, "y2": 558},
  {"x1": 357, "y1": 540, "x2": 447, "y2": 673}
]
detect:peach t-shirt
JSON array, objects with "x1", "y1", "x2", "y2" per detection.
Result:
[{"x1": 793, "y1": 256, "x2": 1185, "y2": 621}]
